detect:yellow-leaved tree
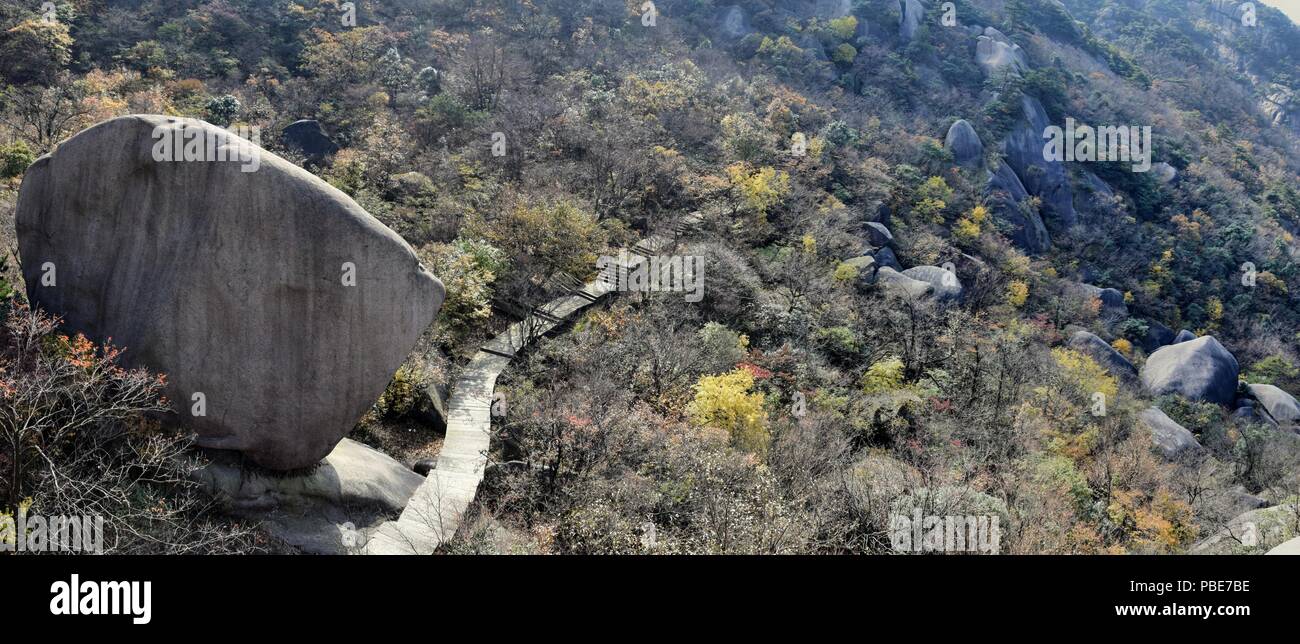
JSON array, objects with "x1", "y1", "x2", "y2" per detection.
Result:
[{"x1": 688, "y1": 369, "x2": 769, "y2": 455}]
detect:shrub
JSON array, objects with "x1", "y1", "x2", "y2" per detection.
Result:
[{"x1": 688, "y1": 369, "x2": 769, "y2": 455}]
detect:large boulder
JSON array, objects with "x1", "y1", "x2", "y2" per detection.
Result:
[
  {"x1": 1191, "y1": 504, "x2": 1300, "y2": 554},
  {"x1": 984, "y1": 158, "x2": 1050, "y2": 253},
  {"x1": 865, "y1": 221, "x2": 894, "y2": 247},
  {"x1": 17, "y1": 115, "x2": 445, "y2": 470},
  {"x1": 902, "y1": 265, "x2": 963, "y2": 302},
  {"x1": 1173, "y1": 329, "x2": 1196, "y2": 343},
  {"x1": 1067, "y1": 331, "x2": 1138, "y2": 384},
  {"x1": 873, "y1": 246, "x2": 903, "y2": 271},
  {"x1": 944, "y1": 119, "x2": 983, "y2": 166},
  {"x1": 1001, "y1": 95, "x2": 1077, "y2": 230},
  {"x1": 876, "y1": 267, "x2": 934, "y2": 300},
  {"x1": 281, "y1": 119, "x2": 339, "y2": 166},
  {"x1": 898, "y1": 0, "x2": 925, "y2": 42},
  {"x1": 1140, "y1": 336, "x2": 1240, "y2": 405},
  {"x1": 1247, "y1": 384, "x2": 1300, "y2": 430},
  {"x1": 1138, "y1": 407, "x2": 1206, "y2": 461},
  {"x1": 975, "y1": 34, "x2": 1028, "y2": 78}
]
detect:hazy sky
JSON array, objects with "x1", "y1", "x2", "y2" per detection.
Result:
[{"x1": 1261, "y1": 0, "x2": 1300, "y2": 26}]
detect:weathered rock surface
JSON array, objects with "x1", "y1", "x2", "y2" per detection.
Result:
[
  {"x1": 1138, "y1": 407, "x2": 1206, "y2": 461},
  {"x1": 1001, "y1": 95, "x2": 1077, "y2": 230},
  {"x1": 1151, "y1": 161, "x2": 1178, "y2": 184},
  {"x1": 865, "y1": 221, "x2": 894, "y2": 247},
  {"x1": 1140, "y1": 336, "x2": 1240, "y2": 405},
  {"x1": 1247, "y1": 383, "x2": 1300, "y2": 430},
  {"x1": 876, "y1": 267, "x2": 934, "y2": 299},
  {"x1": 1068, "y1": 331, "x2": 1138, "y2": 383},
  {"x1": 985, "y1": 158, "x2": 1050, "y2": 253},
  {"x1": 717, "y1": 5, "x2": 753, "y2": 40},
  {"x1": 17, "y1": 115, "x2": 445, "y2": 470},
  {"x1": 1192, "y1": 504, "x2": 1299, "y2": 554},
  {"x1": 874, "y1": 246, "x2": 903, "y2": 271},
  {"x1": 944, "y1": 119, "x2": 983, "y2": 166},
  {"x1": 1174, "y1": 329, "x2": 1197, "y2": 343},
  {"x1": 902, "y1": 265, "x2": 963, "y2": 302},
  {"x1": 194, "y1": 438, "x2": 425, "y2": 554},
  {"x1": 899, "y1": 0, "x2": 925, "y2": 42},
  {"x1": 1267, "y1": 536, "x2": 1300, "y2": 555},
  {"x1": 975, "y1": 32, "x2": 1028, "y2": 78}
]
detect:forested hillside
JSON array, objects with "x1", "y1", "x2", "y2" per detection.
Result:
[{"x1": 2, "y1": 0, "x2": 1300, "y2": 554}]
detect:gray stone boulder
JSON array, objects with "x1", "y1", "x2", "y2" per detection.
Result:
[
  {"x1": 1140, "y1": 336, "x2": 1240, "y2": 405},
  {"x1": 876, "y1": 267, "x2": 934, "y2": 299},
  {"x1": 840, "y1": 255, "x2": 879, "y2": 289},
  {"x1": 1071, "y1": 283, "x2": 1128, "y2": 318},
  {"x1": 17, "y1": 115, "x2": 445, "y2": 470},
  {"x1": 1138, "y1": 407, "x2": 1206, "y2": 461},
  {"x1": 1247, "y1": 384, "x2": 1300, "y2": 430},
  {"x1": 1067, "y1": 331, "x2": 1138, "y2": 383},
  {"x1": 975, "y1": 34, "x2": 1028, "y2": 78},
  {"x1": 282, "y1": 119, "x2": 339, "y2": 166},
  {"x1": 865, "y1": 221, "x2": 894, "y2": 247},
  {"x1": 873, "y1": 246, "x2": 903, "y2": 271},
  {"x1": 944, "y1": 119, "x2": 983, "y2": 166},
  {"x1": 1232, "y1": 401, "x2": 1277, "y2": 429},
  {"x1": 1173, "y1": 329, "x2": 1196, "y2": 343},
  {"x1": 985, "y1": 159, "x2": 1050, "y2": 253},
  {"x1": 1191, "y1": 504, "x2": 1300, "y2": 554},
  {"x1": 902, "y1": 265, "x2": 963, "y2": 302},
  {"x1": 899, "y1": 0, "x2": 925, "y2": 42},
  {"x1": 194, "y1": 438, "x2": 425, "y2": 554},
  {"x1": 1139, "y1": 319, "x2": 1175, "y2": 353},
  {"x1": 1151, "y1": 162, "x2": 1178, "y2": 184},
  {"x1": 1267, "y1": 536, "x2": 1300, "y2": 555}
]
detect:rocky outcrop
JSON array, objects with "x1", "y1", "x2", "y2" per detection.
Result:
[
  {"x1": 877, "y1": 267, "x2": 934, "y2": 299},
  {"x1": 1068, "y1": 331, "x2": 1138, "y2": 383},
  {"x1": 975, "y1": 28, "x2": 1028, "y2": 78},
  {"x1": 902, "y1": 265, "x2": 963, "y2": 302},
  {"x1": 865, "y1": 221, "x2": 894, "y2": 247},
  {"x1": 1138, "y1": 407, "x2": 1206, "y2": 461},
  {"x1": 17, "y1": 115, "x2": 445, "y2": 470},
  {"x1": 1174, "y1": 329, "x2": 1197, "y2": 343},
  {"x1": 944, "y1": 119, "x2": 983, "y2": 166},
  {"x1": 1140, "y1": 336, "x2": 1240, "y2": 406},
  {"x1": 874, "y1": 247, "x2": 903, "y2": 271},
  {"x1": 1192, "y1": 504, "x2": 1300, "y2": 554},
  {"x1": 1261, "y1": 83, "x2": 1296, "y2": 128},
  {"x1": 194, "y1": 438, "x2": 425, "y2": 553},
  {"x1": 1247, "y1": 384, "x2": 1300, "y2": 430},
  {"x1": 1001, "y1": 95, "x2": 1077, "y2": 230},
  {"x1": 1151, "y1": 161, "x2": 1178, "y2": 184},
  {"x1": 984, "y1": 158, "x2": 1050, "y2": 253},
  {"x1": 899, "y1": 0, "x2": 925, "y2": 42}
]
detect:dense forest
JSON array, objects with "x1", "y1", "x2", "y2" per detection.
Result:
[{"x1": 2, "y1": 0, "x2": 1300, "y2": 554}]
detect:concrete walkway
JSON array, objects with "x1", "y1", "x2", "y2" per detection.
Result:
[{"x1": 364, "y1": 231, "x2": 676, "y2": 554}]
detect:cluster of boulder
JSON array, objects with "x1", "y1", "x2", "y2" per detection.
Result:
[{"x1": 839, "y1": 220, "x2": 964, "y2": 305}]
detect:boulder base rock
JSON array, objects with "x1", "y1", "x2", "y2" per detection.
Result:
[
  {"x1": 194, "y1": 438, "x2": 425, "y2": 554},
  {"x1": 17, "y1": 115, "x2": 445, "y2": 470},
  {"x1": 902, "y1": 265, "x2": 963, "y2": 302},
  {"x1": 1140, "y1": 336, "x2": 1240, "y2": 405},
  {"x1": 1138, "y1": 407, "x2": 1206, "y2": 461},
  {"x1": 1247, "y1": 383, "x2": 1300, "y2": 430}
]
